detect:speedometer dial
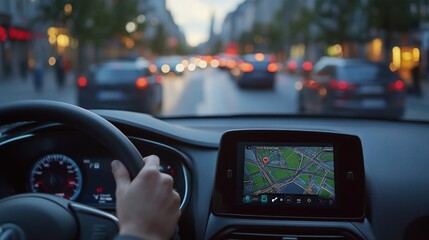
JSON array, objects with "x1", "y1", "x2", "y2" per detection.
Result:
[{"x1": 30, "y1": 154, "x2": 82, "y2": 200}]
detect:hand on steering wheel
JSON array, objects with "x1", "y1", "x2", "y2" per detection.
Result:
[
  {"x1": 0, "y1": 101, "x2": 180, "y2": 240},
  {"x1": 112, "y1": 155, "x2": 181, "y2": 240}
]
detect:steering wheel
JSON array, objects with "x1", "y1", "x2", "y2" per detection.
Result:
[{"x1": 0, "y1": 100, "x2": 144, "y2": 240}]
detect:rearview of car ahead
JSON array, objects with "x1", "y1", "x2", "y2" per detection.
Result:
[
  {"x1": 77, "y1": 60, "x2": 163, "y2": 114},
  {"x1": 298, "y1": 57, "x2": 406, "y2": 119},
  {"x1": 231, "y1": 53, "x2": 279, "y2": 89}
]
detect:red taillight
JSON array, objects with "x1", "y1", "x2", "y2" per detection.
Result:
[
  {"x1": 219, "y1": 59, "x2": 226, "y2": 67},
  {"x1": 77, "y1": 76, "x2": 87, "y2": 88},
  {"x1": 388, "y1": 80, "x2": 405, "y2": 92},
  {"x1": 267, "y1": 63, "x2": 278, "y2": 73},
  {"x1": 155, "y1": 75, "x2": 163, "y2": 84},
  {"x1": 227, "y1": 60, "x2": 237, "y2": 69},
  {"x1": 329, "y1": 79, "x2": 356, "y2": 91},
  {"x1": 149, "y1": 64, "x2": 157, "y2": 73},
  {"x1": 304, "y1": 79, "x2": 320, "y2": 89},
  {"x1": 240, "y1": 62, "x2": 254, "y2": 72},
  {"x1": 136, "y1": 77, "x2": 149, "y2": 89},
  {"x1": 288, "y1": 61, "x2": 298, "y2": 71},
  {"x1": 302, "y1": 61, "x2": 313, "y2": 72}
]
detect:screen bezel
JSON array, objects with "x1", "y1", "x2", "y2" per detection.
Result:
[{"x1": 212, "y1": 130, "x2": 365, "y2": 220}]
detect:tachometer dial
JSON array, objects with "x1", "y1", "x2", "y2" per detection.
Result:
[{"x1": 30, "y1": 154, "x2": 82, "y2": 200}]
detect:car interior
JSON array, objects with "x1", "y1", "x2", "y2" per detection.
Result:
[
  {"x1": 0, "y1": 101, "x2": 428, "y2": 239},
  {"x1": 1, "y1": 0, "x2": 429, "y2": 240}
]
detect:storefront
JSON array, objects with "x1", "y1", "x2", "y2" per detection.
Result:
[{"x1": 0, "y1": 14, "x2": 32, "y2": 78}]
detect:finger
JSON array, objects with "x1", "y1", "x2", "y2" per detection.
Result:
[
  {"x1": 172, "y1": 189, "x2": 181, "y2": 208},
  {"x1": 111, "y1": 160, "x2": 130, "y2": 195},
  {"x1": 143, "y1": 155, "x2": 160, "y2": 170},
  {"x1": 160, "y1": 173, "x2": 174, "y2": 189},
  {"x1": 171, "y1": 191, "x2": 182, "y2": 220}
]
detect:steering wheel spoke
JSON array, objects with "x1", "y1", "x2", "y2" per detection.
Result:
[{"x1": 69, "y1": 203, "x2": 119, "y2": 240}]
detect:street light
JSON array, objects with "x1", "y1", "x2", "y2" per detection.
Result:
[
  {"x1": 57, "y1": 34, "x2": 70, "y2": 47},
  {"x1": 48, "y1": 57, "x2": 56, "y2": 66},
  {"x1": 137, "y1": 14, "x2": 146, "y2": 24},
  {"x1": 64, "y1": 3, "x2": 72, "y2": 15},
  {"x1": 125, "y1": 22, "x2": 137, "y2": 33}
]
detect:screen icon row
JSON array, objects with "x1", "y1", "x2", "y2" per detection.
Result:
[{"x1": 244, "y1": 194, "x2": 335, "y2": 206}]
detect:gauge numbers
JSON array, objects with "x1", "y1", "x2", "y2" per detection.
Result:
[{"x1": 30, "y1": 154, "x2": 82, "y2": 200}]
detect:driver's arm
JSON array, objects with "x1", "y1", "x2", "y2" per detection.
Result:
[{"x1": 111, "y1": 155, "x2": 181, "y2": 240}]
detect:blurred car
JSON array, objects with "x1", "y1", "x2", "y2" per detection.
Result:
[
  {"x1": 298, "y1": 57, "x2": 406, "y2": 119},
  {"x1": 153, "y1": 56, "x2": 186, "y2": 76},
  {"x1": 232, "y1": 53, "x2": 279, "y2": 89},
  {"x1": 285, "y1": 58, "x2": 314, "y2": 76},
  {"x1": 77, "y1": 60, "x2": 163, "y2": 114}
]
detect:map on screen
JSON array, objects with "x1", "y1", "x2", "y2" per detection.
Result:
[{"x1": 243, "y1": 146, "x2": 335, "y2": 199}]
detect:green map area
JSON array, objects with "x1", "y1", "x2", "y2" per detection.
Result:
[{"x1": 243, "y1": 146, "x2": 335, "y2": 198}]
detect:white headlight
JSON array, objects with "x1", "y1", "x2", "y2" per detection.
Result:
[
  {"x1": 161, "y1": 64, "x2": 170, "y2": 73},
  {"x1": 175, "y1": 64, "x2": 185, "y2": 73}
]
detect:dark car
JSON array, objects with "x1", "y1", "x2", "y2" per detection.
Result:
[
  {"x1": 233, "y1": 53, "x2": 279, "y2": 89},
  {"x1": 77, "y1": 60, "x2": 163, "y2": 114},
  {"x1": 298, "y1": 57, "x2": 406, "y2": 119}
]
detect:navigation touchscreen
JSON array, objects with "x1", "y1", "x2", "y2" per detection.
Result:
[
  {"x1": 241, "y1": 144, "x2": 336, "y2": 208},
  {"x1": 212, "y1": 130, "x2": 365, "y2": 219}
]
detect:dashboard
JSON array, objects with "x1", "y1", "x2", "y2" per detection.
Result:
[
  {"x1": 0, "y1": 125, "x2": 190, "y2": 210},
  {"x1": 1, "y1": 111, "x2": 429, "y2": 240}
]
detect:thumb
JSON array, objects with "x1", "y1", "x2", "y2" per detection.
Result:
[{"x1": 111, "y1": 160, "x2": 130, "y2": 196}]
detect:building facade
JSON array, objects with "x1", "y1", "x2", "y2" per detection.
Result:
[{"x1": 0, "y1": 0, "x2": 44, "y2": 78}]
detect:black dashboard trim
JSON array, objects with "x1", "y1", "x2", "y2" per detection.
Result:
[
  {"x1": 0, "y1": 134, "x2": 34, "y2": 147},
  {"x1": 94, "y1": 110, "x2": 220, "y2": 148},
  {"x1": 205, "y1": 214, "x2": 373, "y2": 240}
]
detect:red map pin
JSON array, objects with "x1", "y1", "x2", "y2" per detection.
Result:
[{"x1": 263, "y1": 157, "x2": 269, "y2": 164}]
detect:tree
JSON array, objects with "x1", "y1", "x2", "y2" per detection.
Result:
[
  {"x1": 176, "y1": 40, "x2": 189, "y2": 55},
  {"x1": 269, "y1": 1, "x2": 317, "y2": 58},
  {"x1": 37, "y1": 0, "x2": 137, "y2": 42},
  {"x1": 36, "y1": 0, "x2": 139, "y2": 72},
  {"x1": 151, "y1": 24, "x2": 167, "y2": 55},
  {"x1": 369, "y1": 0, "x2": 420, "y2": 33},
  {"x1": 210, "y1": 37, "x2": 223, "y2": 55},
  {"x1": 238, "y1": 23, "x2": 270, "y2": 53},
  {"x1": 313, "y1": 0, "x2": 365, "y2": 45},
  {"x1": 266, "y1": 22, "x2": 284, "y2": 53},
  {"x1": 290, "y1": 8, "x2": 315, "y2": 45},
  {"x1": 368, "y1": 0, "x2": 420, "y2": 56}
]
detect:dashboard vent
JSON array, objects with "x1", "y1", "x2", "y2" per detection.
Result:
[{"x1": 213, "y1": 227, "x2": 362, "y2": 240}]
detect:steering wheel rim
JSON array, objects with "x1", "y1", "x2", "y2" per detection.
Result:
[
  {"x1": 0, "y1": 100, "x2": 143, "y2": 177},
  {"x1": 0, "y1": 100, "x2": 146, "y2": 239}
]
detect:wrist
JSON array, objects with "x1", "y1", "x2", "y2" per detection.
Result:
[
  {"x1": 115, "y1": 235, "x2": 146, "y2": 240},
  {"x1": 119, "y1": 226, "x2": 163, "y2": 240}
]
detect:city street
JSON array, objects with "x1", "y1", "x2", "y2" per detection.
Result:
[
  {"x1": 162, "y1": 68, "x2": 299, "y2": 116},
  {"x1": 1, "y1": 68, "x2": 429, "y2": 121}
]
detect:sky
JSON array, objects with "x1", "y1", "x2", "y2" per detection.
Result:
[{"x1": 166, "y1": 0, "x2": 244, "y2": 47}]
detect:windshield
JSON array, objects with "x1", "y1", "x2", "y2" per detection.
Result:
[{"x1": 0, "y1": 0, "x2": 427, "y2": 121}]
